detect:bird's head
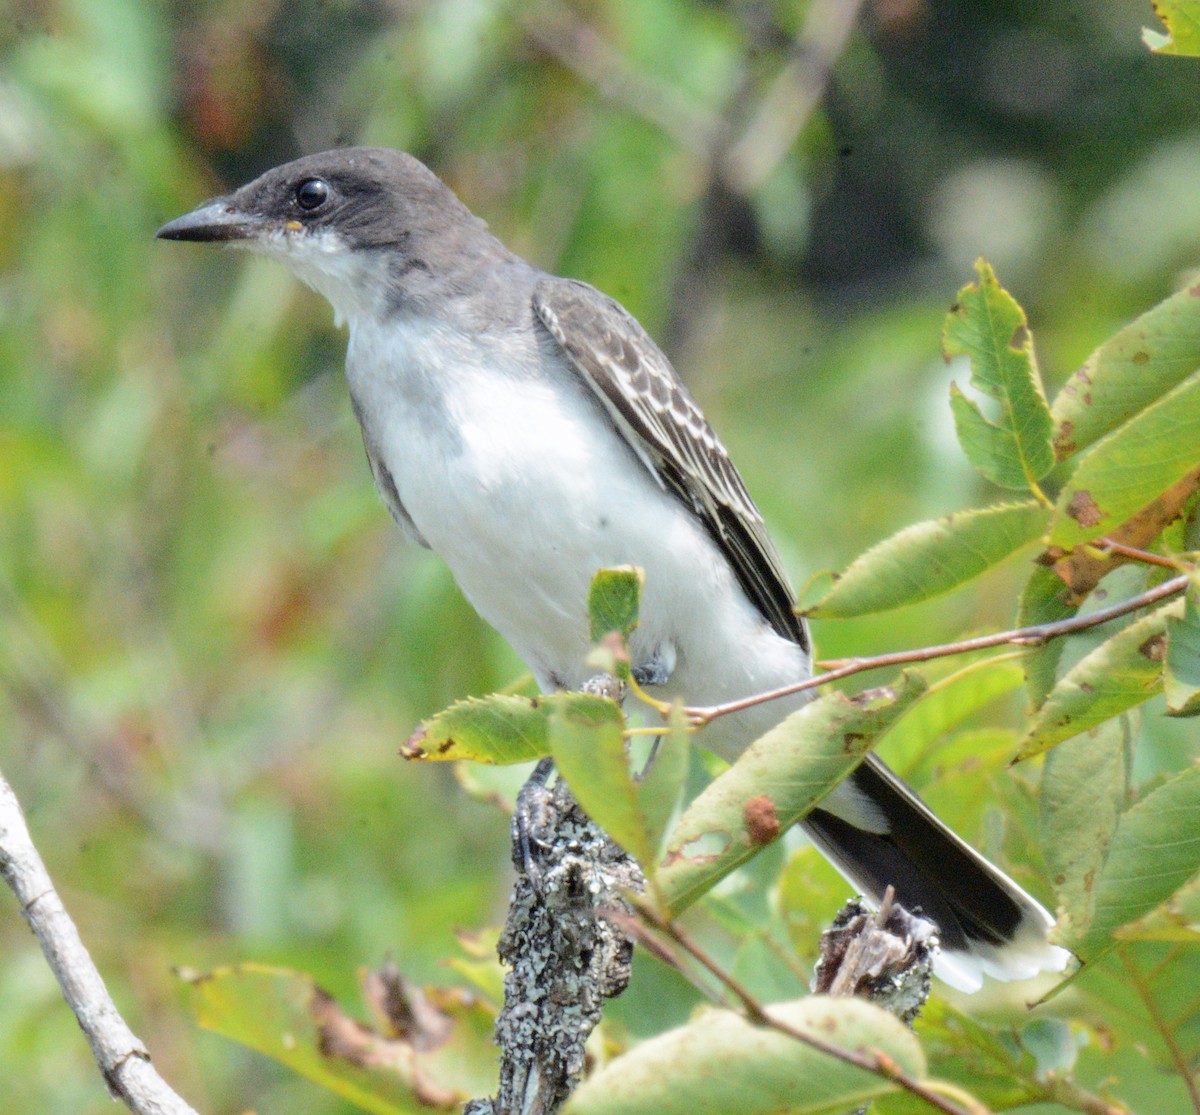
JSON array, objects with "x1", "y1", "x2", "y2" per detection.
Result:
[{"x1": 157, "y1": 147, "x2": 492, "y2": 323}]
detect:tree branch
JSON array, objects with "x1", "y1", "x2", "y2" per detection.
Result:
[
  {"x1": 630, "y1": 901, "x2": 978, "y2": 1115},
  {"x1": 467, "y1": 676, "x2": 644, "y2": 1115},
  {"x1": 0, "y1": 766, "x2": 202, "y2": 1115},
  {"x1": 688, "y1": 572, "x2": 1191, "y2": 725}
]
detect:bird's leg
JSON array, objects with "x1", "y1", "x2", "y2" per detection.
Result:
[
  {"x1": 513, "y1": 757, "x2": 557, "y2": 890},
  {"x1": 629, "y1": 652, "x2": 674, "y2": 777},
  {"x1": 631, "y1": 651, "x2": 672, "y2": 689}
]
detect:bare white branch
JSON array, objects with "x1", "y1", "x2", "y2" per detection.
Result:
[{"x1": 0, "y1": 767, "x2": 202, "y2": 1115}]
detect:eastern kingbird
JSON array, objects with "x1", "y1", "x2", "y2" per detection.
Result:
[{"x1": 158, "y1": 147, "x2": 1068, "y2": 992}]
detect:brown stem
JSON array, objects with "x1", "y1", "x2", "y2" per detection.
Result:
[
  {"x1": 1094, "y1": 538, "x2": 1187, "y2": 570},
  {"x1": 1118, "y1": 946, "x2": 1200, "y2": 1114},
  {"x1": 632, "y1": 902, "x2": 983, "y2": 1115},
  {"x1": 687, "y1": 573, "x2": 1190, "y2": 725}
]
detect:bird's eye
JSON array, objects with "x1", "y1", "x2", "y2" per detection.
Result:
[{"x1": 295, "y1": 178, "x2": 329, "y2": 210}]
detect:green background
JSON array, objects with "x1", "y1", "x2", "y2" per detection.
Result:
[{"x1": 1, "y1": 1, "x2": 1198, "y2": 1110}]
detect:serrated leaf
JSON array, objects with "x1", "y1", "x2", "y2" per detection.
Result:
[
  {"x1": 1071, "y1": 764, "x2": 1200, "y2": 957},
  {"x1": 943, "y1": 259, "x2": 1054, "y2": 493},
  {"x1": 1052, "y1": 282, "x2": 1200, "y2": 458},
  {"x1": 549, "y1": 694, "x2": 687, "y2": 884},
  {"x1": 659, "y1": 673, "x2": 926, "y2": 914},
  {"x1": 405, "y1": 692, "x2": 610, "y2": 765},
  {"x1": 1039, "y1": 718, "x2": 1128, "y2": 945},
  {"x1": 806, "y1": 501, "x2": 1049, "y2": 618},
  {"x1": 562, "y1": 997, "x2": 925, "y2": 1115},
  {"x1": 878, "y1": 653, "x2": 1026, "y2": 772},
  {"x1": 949, "y1": 385, "x2": 1033, "y2": 490},
  {"x1": 1049, "y1": 373, "x2": 1200, "y2": 549},
  {"x1": 1016, "y1": 598, "x2": 1184, "y2": 760},
  {"x1": 183, "y1": 964, "x2": 493, "y2": 1114},
  {"x1": 1017, "y1": 564, "x2": 1079, "y2": 709},
  {"x1": 1165, "y1": 570, "x2": 1200, "y2": 716},
  {"x1": 908, "y1": 999, "x2": 1042, "y2": 1108},
  {"x1": 589, "y1": 565, "x2": 644, "y2": 644},
  {"x1": 1144, "y1": 0, "x2": 1200, "y2": 54}
]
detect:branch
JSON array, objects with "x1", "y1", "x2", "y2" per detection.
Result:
[
  {"x1": 720, "y1": 0, "x2": 867, "y2": 194},
  {"x1": 688, "y1": 572, "x2": 1191, "y2": 725},
  {"x1": 467, "y1": 676, "x2": 644, "y2": 1115},
  {"x1": 519, "y1": 2, "x2": 718, "y2": 154},
  {"x1": 630, "y1": 902, "x2": 981, "y2": 1115},
  {"x1": 0, "y1": 766, "x2": 202, "y2": 1115}
]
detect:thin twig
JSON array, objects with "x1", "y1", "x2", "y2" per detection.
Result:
[
  {"x1": 519, "y1": 1, "x2": 718, "y2": 154},
  {"x1": 687, "y1": 573, "x2": 1190, "y2": 725},
  {"x1": 1095, "y1": 537, "x2": 1188, "y2": 571},
  {"x1": 631, "y1": 901, "x2": 981, "y2": 1115},
  {"x1": 0, "y1": 767, "x2": 202, "y2": 1115},
  {"x1": 721, "y1": 0, "x2": 867, "y2": 194}
]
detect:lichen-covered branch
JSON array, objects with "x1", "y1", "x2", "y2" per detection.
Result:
[
  {"x1": 468, "y1": 668, "x2": 645, "y2": 1115},
  {"x1": 812, "y1": 889, "x2": 936, "y2": 1026}
]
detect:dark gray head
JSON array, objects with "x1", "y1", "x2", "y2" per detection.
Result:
[{"x1": 157, "y1": 148, "x2": 515, "y2": 323}]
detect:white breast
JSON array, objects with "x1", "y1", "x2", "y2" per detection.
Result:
[{"x1": 344, "y1": 313, "x2": 810, "y2": 760}]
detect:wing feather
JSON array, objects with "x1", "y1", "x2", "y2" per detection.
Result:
[{"x1": 532, "y1": 276, "x2": 808, "y2": 652}]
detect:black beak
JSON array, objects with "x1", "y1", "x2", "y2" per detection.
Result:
[{"x1": 156, "y1": 200, "x2": 266, "y2": 243}]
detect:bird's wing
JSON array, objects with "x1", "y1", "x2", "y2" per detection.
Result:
[{"x1": 532, "y1": 276, "x2": 808, "y2": 652}]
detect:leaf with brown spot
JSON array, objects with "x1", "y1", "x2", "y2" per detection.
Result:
[
  {"x1": 1072, "y1": 764, "x2": 1200, "y2": 959},
  {"x1": 1065, "y1": 490, "x2": 1104, "y2": 528},
  {"x1": 183, "y1": 963, "x2": 496, "y2": 1113},
  {"x1": 1050, "y1": 371, "x2": 1200, "y2": 549},
  {"x1": 1039, "y1": 718, "x2": 1128, "y2": 945},
  {"x1": 408, "y1": 692, "x2": 615, "y2": 765},
  {"x1": 1048, "y1": 463, "x2": 1200, "y2": 602},
  {"x1": 658, "y1": 673, "x2": 926, "y2": 913},
  {"x1": 942, "y1": 260, "x2": 1054, "y2": 493},
  {"x1": 1052, "y1": 281, "x2": 1200, "y2": 456},
  {"x1": 1144, "y1": 0, "x2": 1200, "y2": 55},
  {"x1": 562, "y1": 997, "x2": 926, "y2": 1115},
  {"x1": 742, "y1": 795, "x2": 781, "y2": 846},
  {"x1": 1016, "y1": 596, "x2": 1185, "y2": 760}
]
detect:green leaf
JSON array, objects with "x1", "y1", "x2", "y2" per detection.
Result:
[
  {"x1": 1165, "y1": 570, "x2": 1200, "y2": 716},
  {"x1": 1144, "y1": 0, "x2": 1200, "y2": 55},
  {"x1": 183, "y1": 964, "x2": 493, "y2": 1114},
  {"x1": 1016, "y1": 597, "x2": 1183, "y2": 760},
  {"x1": 1017, "y1": 565, "x2": 1080, "y2": 710},
  {"x1": 1049, "y1": 373, "x2": 1200, "y2": 549},
  {"x1": 1039, "y1": 718, "x2": 1129, "y2": 945},
  {"x1": 550, "y1": 695, "x2": 687, "y2": 883},
  {"x1": 909, "y1": 1000, "x2": 1042, "y2": 1108},
  {"x1": 635, "y1": 702, "x2": 692, "y2": 857},
  {"x1": 805, "y1": 501, "x2": 1049, "y2": 618},
  {"x1": 1052, "y1": 282, "x2": 1200, "y2": 458},
  {"x1": 943, "y1": 259, "x2": 1054, "y2": 493},
  {"x1": 405, "y1": 692, "x2": 611, "y2": 765},
  {"x1": 1074, "y1": 764, "x2": 1200, "y2": 958},
  {"x1": 877, "y1": 653, "x2": 1026, "y2": 773},
  {"x1": 659, "y1": 673, "x2": 926, "y2": 914},
  {"x1": 589, "y1": 565, "x2": 644, "y2": 644},
  {"x1": 562, "y1": 997, "x2": 925, "y2": 1115}
]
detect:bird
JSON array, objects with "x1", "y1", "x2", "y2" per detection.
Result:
[{"x1": 157, "y1": 147, "x2": 1069, "y2": 992}]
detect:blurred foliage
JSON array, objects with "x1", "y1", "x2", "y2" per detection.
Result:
[{"x1": 2, "y1": 0, "x2": 1200, "y2": 1112}]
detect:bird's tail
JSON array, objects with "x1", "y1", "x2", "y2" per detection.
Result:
[{"x1": 802, "y1": 754, "x2": 1070, "y2": 993}]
